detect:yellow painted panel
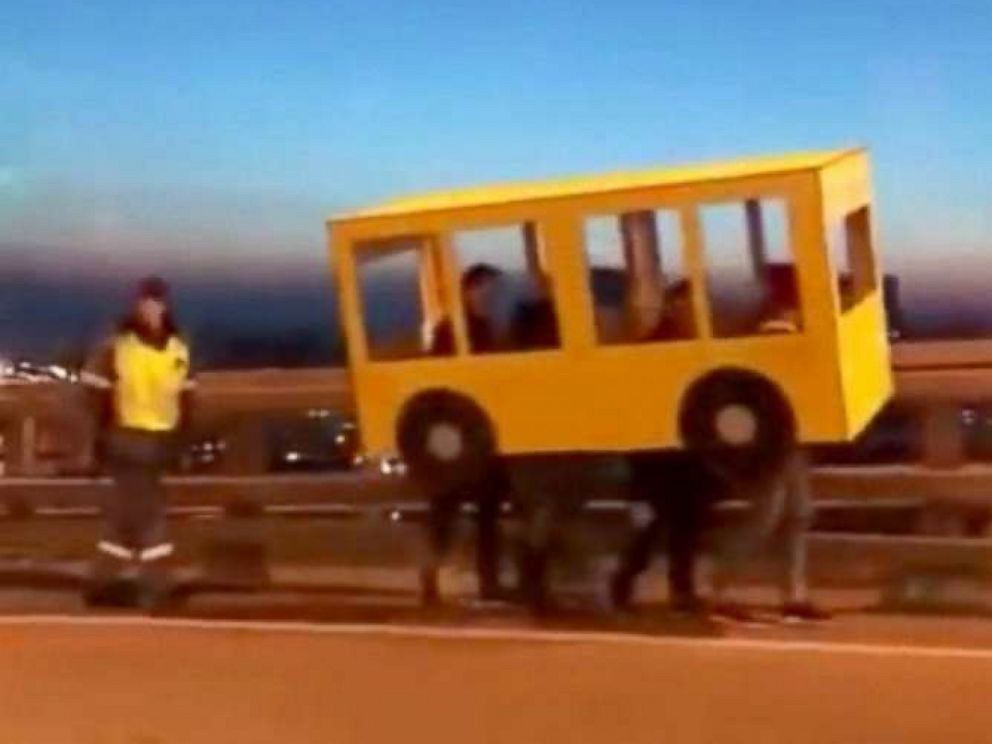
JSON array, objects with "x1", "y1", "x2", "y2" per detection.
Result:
[
  {"x1": 837, "y1": 293, "x2": 894, "y2": 438},
  {"x1": 330, "y1": 147, "x2": 891, "y2": 459},
  {"x1": 334, "y1": 149, "x2": 860, "y2": 222},
  {"x1": 355, "y1": 330, "x2": 848, "y2": 457}
]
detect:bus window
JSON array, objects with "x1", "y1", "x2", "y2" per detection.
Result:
[
  {"x1": 583, "y1": 209, "x2": 695, "y2": 344},
  {"x1": 451, "y1": 223, "x2": 560, "y2": 354},
  {"x1": 829, "y1": 205, "x2": 878, "y2": 312},
  {"x1": 355, "y1": 238, "x2": 450, "y2": 361},
  {"x1": 699, "y1": 198, "x2": 802, "y2": 338}
]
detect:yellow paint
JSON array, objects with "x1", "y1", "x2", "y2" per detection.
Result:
[
  {"x1": 328, "y1": 148, "x2": 892, "y2": 458},
  {"x1": 113, "y1": 333, "x2": 191, "y2": 432},
  {"x1": 337, "y1": 150, "x2": 854, "y2": 222}
]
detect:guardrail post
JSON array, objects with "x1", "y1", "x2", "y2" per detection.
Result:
[
  {"x1": 3, "y1": 415, "x2": 39, "y2": 477},
  {"x1": 199, "y1": 497, "x2": 271, "y2": 587},
  {"x1": 221, "y1": 418, "x2": 268, "y2": 475},
  {"x1": 920, "y1": 402, "x2": 964, "y2": 469}
]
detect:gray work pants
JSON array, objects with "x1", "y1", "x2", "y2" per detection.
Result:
[
  {"x1": 709, "y1": 449, "x2": 814, "y2": 601},
  {"x1": 509, "y1": 454, "x2": 618, "y2": 612}
]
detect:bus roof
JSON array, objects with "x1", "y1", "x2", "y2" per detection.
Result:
[{"x1": 332, "y1": 148, "x2": 862, "y2": 223}]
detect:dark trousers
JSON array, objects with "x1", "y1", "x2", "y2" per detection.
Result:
[
  {"x1": 422, "y1": 463, "x2": 508, "y2": 600},
  {"x1": 508, "y1": 454, "x2": 598, "y2": 613},
  {"x1": 89, "y1": 428, "x2": 176, "y2": 605},
  {"x1": 614, "y1": 451, "x2": 718, "y2": 606},
  {"x1": 425, "y1": 484, "x2": 504, "y2": 597},
  {"x1": 710, "y1": 448, "x2": 814, "y2": 602},
  {"x1": 102, "y1": 428, "x2": 174, "y2": 554},
  {"x1": 615, "y1": 490, "x2": 709, "y2": 602}
]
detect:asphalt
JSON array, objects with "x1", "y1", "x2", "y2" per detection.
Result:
[
  {"x1": 0, "y1": 518, "x2": 989, "y2": 743},
  {"x1": 3, "y1": 612, "x2": 992, "y2": 744}
]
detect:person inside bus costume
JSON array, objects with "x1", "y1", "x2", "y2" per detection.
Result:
[
  {"x1": 610, "y1": 272, "x2": 829, "y2": 622},
  {"x1": 426, "y1": 265, "x2": 602, "y2": 615},
  {"x1": 596, "y1": 279, "x2": 716, "y2": 616},
  {"x1": 706, "y1": 277, "x2": 829, "y2": 622},
  {"x1": 421, "y1": 263, "x2": 511, "y2": 604}
]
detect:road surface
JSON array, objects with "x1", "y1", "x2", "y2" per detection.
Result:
[{"x1": 3, "y1": 612, "x2": 992, "y2": 744}]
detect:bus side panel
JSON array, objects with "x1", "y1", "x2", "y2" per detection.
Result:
[
  {"x1": 820, "y1": 152, "x2": 872, "y2": 226},
  {"x1": 328, "y1": 222, "x2": 379, "y2": 456},
  {"x1": 688, "y1": 337, "x2": 849, "y2": 445},
  {"x1": 351, "y1": 365, "x2": 405, "y2": 457},
  {"x1": 819, "y1": 153, "x2": 894, "y2": 438},
  {"x1": 837, "y1": 294, "x2": 893, "y2": 438},
  {"x1": 353, "y1": 333, "x2": 849, "y2": 457}
]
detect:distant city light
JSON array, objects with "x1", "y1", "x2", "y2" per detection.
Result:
[
  {"x1": 379, "y1": 458, "x2": 406, "y2": 475},
  {"x1": 378, "y1": 458, "x2": 406, "y2": 476}
]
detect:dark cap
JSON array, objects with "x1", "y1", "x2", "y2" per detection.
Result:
[{"x1": 136, "y1": 276, "x2": 170, "y2": 301}]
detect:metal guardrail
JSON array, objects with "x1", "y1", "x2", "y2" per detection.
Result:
[
  {"x1": 0, "y1": 471, "x2": 414, "y2": 512},
  {"x1": 0, "y1": 367, "x2": 353, "y2": 417},
  {"x1": 3, "y1": 339, "x2": 992, "y2": 480},
  {"x1": 3, "y1": 338, "x2": 992, "y2": 417},
  {"x1": 0, "y1": 464, "x2": 985, "y2": 510},
  {"x1": 0, "y1": 343, "x2": 989, "y2": 606}
]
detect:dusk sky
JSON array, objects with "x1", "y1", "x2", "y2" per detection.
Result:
[{"x1": 2, "y1": 0, "x2": 991, "y2": 295}]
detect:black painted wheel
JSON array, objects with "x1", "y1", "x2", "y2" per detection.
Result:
[
  {"x1": 679, "y1": 369, "x2": 796, "y2": 478},
  {"x1": 396, "y1": 389, "x2": 497, "y2": 489}
]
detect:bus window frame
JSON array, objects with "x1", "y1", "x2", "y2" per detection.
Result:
[
  {"x1": 830, "y1": 203, "x2": 879, "y2": 315},
  {"x1": 341, "y1": 175, "x2": 836, "y2": 364},
  {"x1": 692, "y1": 194, "x2": 808, "y2": 340},
  {"x1": 438, "y1": 219, "x2": 566, "y2": 359},
  {"x1": 436, "y1": 231, "x2": 472, "y2": 357},
  {"x1": 348, "y1": 233, "x2": 462, "y2": 364},
  {"x1": 579, "y1": 206, "x2": 705, "y2": 346},
  {"x1": 679, "y1": 204, "x2": 716, "y2": 341},
  {"x1": 575, "y1": 194, "x2": 811, "y2": 348}
]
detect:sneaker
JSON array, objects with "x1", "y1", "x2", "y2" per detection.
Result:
[
  {"x1": 669, "y1": 595, "x2": 709, "y2": 619},
  {"x1": 136, "y1": 577, "x2": 183, "y2": 614},
  {"x1": 419, "y1": 567, "x2": 441, "y2": 607},
  {"x1": 465, "y1": 586, "x2": 519, "y2": 610},
  {"x1": 711, "y1": 602, "x2": 773, "y2": 627},
  {"x1": 83, "y1": 578, "x2": 140, "y2": 609},
  {"x1": 478, "y1": 582, "x2": 514, "y2": 604},
  {"x1": 609, "y1": 573, "x2": 635, "y2": 613},
  {"x1": 781, "y1": 602, "x2": 832, "y2": 624}
]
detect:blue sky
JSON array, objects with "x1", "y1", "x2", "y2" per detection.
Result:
[{"x1": 2, "y1": 0, "x2": 991, "y2": 290}]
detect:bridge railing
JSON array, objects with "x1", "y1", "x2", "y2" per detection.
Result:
[
  {"x1": 1, "y1": 341, "x2": 991, "y2": 507},
  {"x1": 1, "y1": 343, "x2": 991, "y2": 606}
]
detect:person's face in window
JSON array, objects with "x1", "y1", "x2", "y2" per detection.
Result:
[{"x1": 464, "y1": 276, "x2": 499, "y2": 318}]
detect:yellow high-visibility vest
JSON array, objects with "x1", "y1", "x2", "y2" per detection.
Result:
[{"x1": 112, "y1": 332, "x2": 193, "y2": 432}]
